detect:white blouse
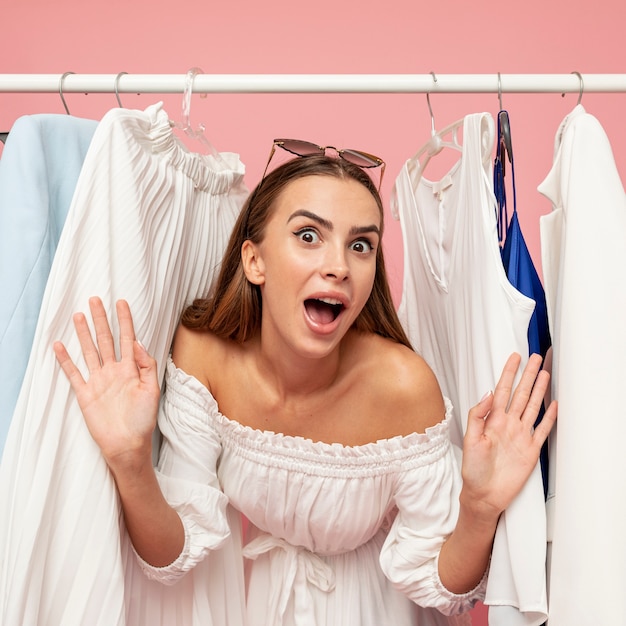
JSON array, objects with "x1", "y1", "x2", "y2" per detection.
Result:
[{"x1": 139, "y1": 358, "x2": 486, "y2": 626}]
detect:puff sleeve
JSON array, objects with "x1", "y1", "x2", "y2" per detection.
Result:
[
  {"x1": 379, "y1": 400, "x2": 487, "y2": 616},
  {"x1": 133, "y1": 358, "x2": 232, "y2": 585}
]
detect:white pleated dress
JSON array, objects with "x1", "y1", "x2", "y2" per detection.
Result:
[
  {"x1": 393, "y1": 113, "x2": 547, "y2": 626},
  {"x1": 138, "y1": 358, "x2": 486, "y2": 626},
  {"x1": 0, "y1": 102, "x2": 248, "y2": 626}
]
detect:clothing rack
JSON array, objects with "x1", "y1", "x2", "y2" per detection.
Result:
[{"x1": 1, "y1": 73, "x2": 626, "y2": 94}]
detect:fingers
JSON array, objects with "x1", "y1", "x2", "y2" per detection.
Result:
[
  {"x1": 518, "y1": 367, "x2": 550, "y2": 428},
  {"x1": 73, "y1": 308, "x2": 104, "y2": 373},
  {"x1": 465, "y1": 390, "x2": 494, "y2": 440},
  {"x1": 490, "y1": 352, "x2": 522, "y2": 413},
  {"x1": 116, "y1": 299, "x2": 137, "y2": 361},
  {"x1": 492, "y1": 353, "x2": 545, "y2": 417},
  {"x1": 79, "y1": 297, "x2": 138, "y2": 365},
  {"x1": 53, "y1": 340, "x2": 86, "y2": 390},
  {"x1": 57, "y1": 297, "x2": 139, "y2": 376},
  {"x1": 133, "y1": 339, "x2": 159, "y2": 387},
  {"x1": 490, "y1": 353, "x2": 557, "y2": 442},
  {"x1": 73, "y1": 297, "x2": 121, "y2": 371},
  {"x1": 88, "y1": 297, "x2": 117, "y2": 365},
  {"x1": 532, "y1": 399, "x2": 558, "y2": 446}
]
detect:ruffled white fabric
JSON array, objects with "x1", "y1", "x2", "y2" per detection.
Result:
[
  {"x1": 146, "y1": 358, "x2": 486, "y2": 626},
  {"x1": 135, "y1": 353, "x2": 233, "y2": 585}
]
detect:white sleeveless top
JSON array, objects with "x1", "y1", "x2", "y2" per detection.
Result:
[{"x1": 392, "y1": 112, "x2": 547, "y2": 626}]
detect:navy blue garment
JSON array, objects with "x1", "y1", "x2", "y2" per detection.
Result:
[
  {"x1": 501, "y1": 212, "x2": 551, "y2": 359},
  {"x1": 495, "y1": 111, "x2": 551, "y2": 497}
]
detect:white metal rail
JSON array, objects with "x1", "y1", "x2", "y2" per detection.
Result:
[{"x1": 0, "y1": 73, "x2": 625, "y2": 94}]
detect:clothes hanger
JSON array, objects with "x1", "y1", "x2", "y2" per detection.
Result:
[
  {"x1": 390, "y1": 72, "x2": 466, "y2": 220},
  {"x1": 408, "y1": 72, "x2": 464, "y2": 179},
  {"x1": 3, "y1": 70, "x2": 76, "y2": 144},
  {"x1": 114, "y1": 71, "x2": 127, "y2": 108},
  {"x1": 2, "y1": 70, "x2": 77, "y2": 147},
  {"x1": 555, "y1": 71, "x2": 584, "y2": 146},
  {"x1": 59, "y1": 71, "x2": 75, "y2": 115},
  {"x1": 0, "y1": 97, "x2": 8, "y2": 144},
  {"x1": 171, "y1": 67, "x2": 229, "y2": 169},
  {"x1": 561, "y1": 70, "x2": 584, "y2": 106},
  {"x1": 2, "y1": 71, "x2": 76, "y2": 145},
  {"x1": 493, "y1": 73, "x2": 516, "y2": 245},
  {"x1": 497, "y1": 73, "x2": 513, "y2": 168}
]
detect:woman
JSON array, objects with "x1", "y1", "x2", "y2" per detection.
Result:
[{"x1": 54, "y1": 150, "x2": 556, "y2": 625}]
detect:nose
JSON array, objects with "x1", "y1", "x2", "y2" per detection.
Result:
[{"x1": 322, "y1": 245, "x2": 349, "y2": 281}]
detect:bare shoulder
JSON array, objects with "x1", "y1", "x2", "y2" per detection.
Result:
[
  {"x1": 170, "y1": 324, "x2": 228, "y2": 392},
  {"x1": 350, "y1": 333, "x2": 446, "y2": 435}
]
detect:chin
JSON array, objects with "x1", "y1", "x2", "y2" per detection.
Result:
[{"x1": 296, "y1": 335, "x2": 343, "y2": 360}]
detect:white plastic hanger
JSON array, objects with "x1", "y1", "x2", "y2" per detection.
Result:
[
  {"x1": 171, "y1": 67, "x2": 229, "y2": 169},
  {"x1": 408, "y1": 72, "x2": 463, "y2": 177},
  {"x1": 391, "y1": 72, "x2": 464, "y2": 220}
]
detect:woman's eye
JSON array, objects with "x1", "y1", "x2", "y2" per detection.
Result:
[
  {"x1": 295, "y1": 228, "x2": 320, "y2": 244},
  {"x1": 350, "y1": 239, "x2": 374, "y2": 253}
]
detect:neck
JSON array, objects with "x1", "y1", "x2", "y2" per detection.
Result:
[{"x1": 252, "y1": 333, "x2": 345, "y2": 400}]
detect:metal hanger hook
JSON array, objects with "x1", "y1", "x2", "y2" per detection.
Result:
[
  {"x1": 572, "y1": 71, "x2": 584, "y2": 104},
  {"x1": 114, "y1": 72, "x2": 128, "y2": 107},
  {"x1": 562, "y1": 71, "x2": 584, "y2": 104},
  {"x1": 58, "y1": 71, "x2": 75, "y2": 115},
  {"x1": 497, "y1": 72, "x2": 503, "y2": 110},
  {"x1": 426, "y1": 71, "x2": 438, "y2": 134}
]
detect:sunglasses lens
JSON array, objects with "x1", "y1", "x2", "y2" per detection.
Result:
[
  {"x1": 340, "y1": 149, "x2": 382, "y2": 169},
  {"x1": 276, "y1": 139, "x2": 323, "y2": 157},
  {"x1": 268, "y1": 139, "x2": 384, "y2": 189}
]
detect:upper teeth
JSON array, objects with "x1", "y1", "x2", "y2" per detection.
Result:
[{"x1": 318, "y1": 297, "x2": 342, "y2": 306}]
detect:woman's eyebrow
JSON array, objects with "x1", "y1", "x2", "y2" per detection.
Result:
[
  {"x1": 287, "y1": 210, "x2": 332, "y2": 230},
  {"x1": 350, "y1": 224, "x2": 381, "y2": 237},
  {"x1": 287, "y1": 210, "x2": 380, "y2": 237}
]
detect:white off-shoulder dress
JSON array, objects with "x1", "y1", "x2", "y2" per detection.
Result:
[{"x1": 140, "y1": 358, "x2": 487, "y2": 626}]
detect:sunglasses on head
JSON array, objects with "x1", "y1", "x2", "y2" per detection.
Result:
[{"x1": 262, "y1": 138, "x2": 386, "y2": 190}]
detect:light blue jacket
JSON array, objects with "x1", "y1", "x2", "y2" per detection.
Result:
[{"x1": 0, "y1": 114, "x2": 98, "y2": 457}]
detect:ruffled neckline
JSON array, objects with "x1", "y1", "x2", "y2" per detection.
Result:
[{"x1": 165, "y1": 356, "x2": 453, "y2": 459}]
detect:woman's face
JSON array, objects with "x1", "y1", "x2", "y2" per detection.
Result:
[{"x1": 243, "y1": 174, "x2": 381, "y2": 359}]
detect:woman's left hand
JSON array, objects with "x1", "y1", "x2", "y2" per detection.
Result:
[{"x1": 460, "y1": 352, "x2": 557, "y2": 521}]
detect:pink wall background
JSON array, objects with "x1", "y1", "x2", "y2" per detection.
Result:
[{"x1": 1, "y1": 1, "x2": 624, "y2": 623}]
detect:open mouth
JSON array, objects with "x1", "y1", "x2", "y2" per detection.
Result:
[{"x1": 304, "y1": 298, "x2": 345, "y2": 325}]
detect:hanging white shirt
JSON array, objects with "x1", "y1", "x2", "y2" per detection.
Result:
[{"x1": 538, "y1": 104, "x2": 626, "y2": 625}]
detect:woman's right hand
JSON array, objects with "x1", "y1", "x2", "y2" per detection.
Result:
[{"x1": 53, "y1": 296, "x2": 161, "y2": 472}]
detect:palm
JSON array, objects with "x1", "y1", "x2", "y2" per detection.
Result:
[
  {"x1": 54, "y1": 297, "x2": 160, "y2": 467},
  {"x1": 460, "y1": 353, "x2": 556, "y2": 518}
]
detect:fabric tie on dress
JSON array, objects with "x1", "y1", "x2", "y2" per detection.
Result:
[{"x1": 243, "y1": 534, "x2": 336, "y2": 626}]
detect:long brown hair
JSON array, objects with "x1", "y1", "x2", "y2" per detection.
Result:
[{"x1": 181, "y1": 155, "x2": 413, "y2": 349}]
